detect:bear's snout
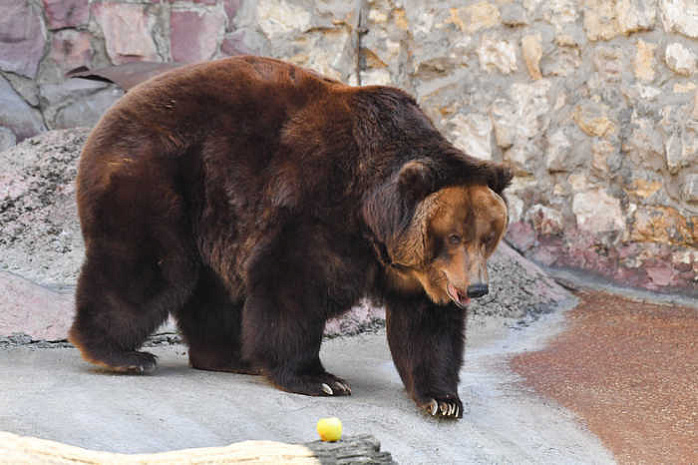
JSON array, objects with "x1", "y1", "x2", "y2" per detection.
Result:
[{"x1": 467, "y1": 283, "x2": 489, "y2": 299}]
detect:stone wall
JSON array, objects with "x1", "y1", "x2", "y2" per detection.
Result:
[{"x1": 0, "y1": 0, "x2": 696, "y2": 294}]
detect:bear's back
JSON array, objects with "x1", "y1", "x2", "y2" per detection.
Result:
[
  {"x1": 91, "y1": 56, "x2": 345, "y2": 152},
  {"x1": 77, "y1": 57, "x2": 354, "y2": 198}
]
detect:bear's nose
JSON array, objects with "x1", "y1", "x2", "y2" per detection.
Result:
[{"x1": 467, "y1": 283, "x2": 489, "y2": 299}]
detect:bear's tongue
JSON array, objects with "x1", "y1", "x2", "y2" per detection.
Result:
[{"x1": 447, "y1": 282, "x2": 470, "y2": 308}]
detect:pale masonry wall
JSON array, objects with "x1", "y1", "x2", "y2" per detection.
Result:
[{"x1": 0, "y1": 0, "x2": 696, "y2": 294}]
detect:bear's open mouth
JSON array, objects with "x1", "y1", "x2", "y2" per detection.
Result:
[{"x1": 447, "y1": 282, "x2": 470, "y2": 309}]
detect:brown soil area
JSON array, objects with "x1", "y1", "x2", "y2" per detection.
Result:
[{"x1": 511, "y1": 291, "x2": 698, "y2": 464}]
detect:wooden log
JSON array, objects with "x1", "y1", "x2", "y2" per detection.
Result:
[{"x1": 0, "y1": 431, "x2": 395, "y2": 464}]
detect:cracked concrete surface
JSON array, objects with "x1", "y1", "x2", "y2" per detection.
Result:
[{"x1": 0, "y1": 306, "x2": 615, "y2": 464}]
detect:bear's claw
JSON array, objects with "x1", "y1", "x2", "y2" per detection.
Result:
[
  {"x1": 271, "y1": 372, "x2": 352, "y2": 396},
  {"x1": 320, "y1": 380, "x2": 351, "y2": 396},
  {"x1": 111, "y1": 352, "x2": 158, "y2": 374},
  {"x1": 422, "y1": 397, "x2": 463, "y2": 419}
]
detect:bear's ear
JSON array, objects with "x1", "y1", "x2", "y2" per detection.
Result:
[
  {"x1": 487, "y1": 163, "x2": 513, "y2": 196},
  {"x1": 390, "y1": 199, "x2": 431, "y2": 267},
  {"x1": 397, "y1": 160, "x2": 436, "y2": 204}
]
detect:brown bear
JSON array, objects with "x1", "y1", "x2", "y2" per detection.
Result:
[{"x1": 68, "y1": 56, "x2": 511, "y2": 419}]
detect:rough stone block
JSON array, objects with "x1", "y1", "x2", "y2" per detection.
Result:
[
  {"x1": 664, "y1": 43, "x2": 697, "y2": 76},
  {"x1": 477, "y1": 37, "x2": 518, "y2": 74},
  {"x1": 541, "y1": 42, "x2": 582, "y2": 77},
  {"x1": 628, "y1": 178, "x2": 663, "y2": 199},
  {"x1": 224, "y1": 0, "x2": 243, "y2": 30},
  {"x1": 661, "y1": 106, "x2": 698, "y2": 174},
  {"x1": 0, "y1": 126, "x2": 16, "y2": 152},
  {"x1": 526, "y1": 205, "x2": 565, "y2": 236},
  {"x1": 492, "y1": 81, "x2": 551, "y2": 173},
  {"x1": 0, "y1": 271, "x2": 73, "y2": 341},
  {"x1": 257, "y1": 0, "x2": 312, "y2": 40},
  {"x1": 53, "y1": 88, "x2": 123, "y2": 130},
  {"x1": 171, "y1": 8, "x2": 226, "y2": 63},
  {"x1": 42, "y1": 0, "x2": 89, "y2": 30},
  {"x1": 673, "y1": 82, "x2": 697, "y2": 93},
  {"x1": 671, "y1": 249, "x2": 697, "y2": 270},
  {"x1": 241, "y1": 0, "x2": 356, "y2": 83},
  {"x1": 1, "y1": 73, "x2": 39, "y2": 107},
  {"x1": 0, "y1": 76, "x2": 45, "y2": 142},
  {"x1": 224, "y1": 27, "x2": 270, "y2": 56},
  {"x1": 631, "y1": 206, "x2": 696, "y2": 246},
  {"x1": 584, "y1": 0, "x2": 621, "y2": 41},
  {"x1": 361, "y1": 68, "x2": 392, "y2": 86},
  {"x1": 682, "y1": 174, "x2": 698, "y2": 203},
  {"x1": 572, "y1": 189, "x2": 624, "y2": 233},
  {"x1": 593, "y1": 46, "x2": 624, "y2": 82},
  {"x1": 659, "y1": 0, "x2": 698, "y2": 38},
  {"x1": 285, "y1": 28, "x2": 355, "y2": 82},
  {"x1": 507, "y1": 195, "x2": 525, "y2": 224},
  {"x1": 541, "y1": 0, "x2": 581, "y2": 28},
  {"x1": 92, "y1": 2, "x2": 160, "y2": 65},
  {"x1": 573, "y1": 102, "x2": 616, "y2": 137},
  {"x1": 591, "y1": 139, "x2": 617, "y2": 173},
  {"x1": 220, "y1": 30, "x2": 254, "y2": 56},
  {"x1": 617, "y1": 0, "x2": 657, "y2": 33},
  {"x1": 49, "y1": 30, "x2": 94, "y2": 75},
  {"x1": 546, "y1": 129, "x2": 573, "y2": 172},
  {"x1": 500, "y1": 3, "x2": 528, "y2": 26},
  {"x1": 450, "y1": 2, "x2": 501, "y2": 33},
  {"x1": 40, "y1": 79, "x2": 123, "y2": 130},
  {"x1": 0, "y1": 1, "x2": 46, "y2": 78},
  {"x1": 505, "y1": 221, "x2": 536, "y2": 253},
  {"x1": 522, "y1": 34, "x2": 543, "y2": 80},
  {"x1": 633, "y1": 39, "x2": 657, "y2": 81},
  {"x1": 626, "y1": 114, "x2": 664, "y2": 170},
  {"x1": 447, "y1": 113, "x2": 492, "y2": 160}
]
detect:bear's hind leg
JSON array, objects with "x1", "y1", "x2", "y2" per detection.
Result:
[
  {"x1": 176, "y1": 267, "x2": 259, "y2": 374},
  {"x1": 241, "y1": 286, "x2": 351, "y2": 396},
  {"x1": 69, "y1": 243, "x2": 196, "y2": 374}
]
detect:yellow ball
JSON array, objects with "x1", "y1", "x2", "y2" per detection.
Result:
[{"x1": 316, "y1": 417, "x2": 342, "y2": 442}]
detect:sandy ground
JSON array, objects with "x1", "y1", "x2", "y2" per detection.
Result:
[{"x1": 511, "y1": 291, "x2": 698, "y2": 465}]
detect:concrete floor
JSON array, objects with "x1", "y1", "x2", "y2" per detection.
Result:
[{"x1": 0, "y1": 310, "x2": 614, "y2": 464}]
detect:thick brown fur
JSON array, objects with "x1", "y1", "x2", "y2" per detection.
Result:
[{"x1": 69, "y1": 56, "x2": 512, "y2": 418}]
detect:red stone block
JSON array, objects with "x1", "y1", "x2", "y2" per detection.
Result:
[
  {"x1": 505, "y1": 221, "x2": 535, "y2": 252},
  {"x1": 645, "y1": 264, "x2": 675, "y2": 287},
  {"x1": 170, "y1": 9, "x2": 226, "y2": 63},
  {"x1": 50, "y1": 30, "x2": 93, "y2": 75},
  {"x1": 92, "y1": 2, "x2": 160, "y2": 65},
  {"x1": 0, "y1": 271, "x2": 73, "y2": 341},
  {"x1": 224, "y1": 0, "x2": 242, "y2": 28},
  {"x1": 220, "y1": 30, "x2": 253, "y2": 56},
  {"x1": 42, "y1": 0, "x2": 89, "y2": 30},
  {"x1": 0, "y1": 2, "x2": 46, "y2": 78}
]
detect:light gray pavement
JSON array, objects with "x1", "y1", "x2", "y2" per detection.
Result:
[{"x1": 0, "y1": 309, "x2": 615, "y2": 464}]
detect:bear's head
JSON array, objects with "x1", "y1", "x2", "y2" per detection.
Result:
[
  {"x1": 363, "y1": 160, "x2": 511, "y2": 308},
  {"x1": 390, "y1": 184, "x2": 508, "y2": 307}
]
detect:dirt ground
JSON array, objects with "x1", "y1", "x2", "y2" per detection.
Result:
[{"x1": 511, "y1": 290, "x2": 698, "y2": 465}]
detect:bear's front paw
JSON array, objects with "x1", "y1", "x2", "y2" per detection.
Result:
[{"x1": 420, "y1": 396, "x2": 463, "y2": 419}]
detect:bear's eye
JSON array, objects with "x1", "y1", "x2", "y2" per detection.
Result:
[{"x1": 448, "y1": 234, "x2": 461, "y2": 245}]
